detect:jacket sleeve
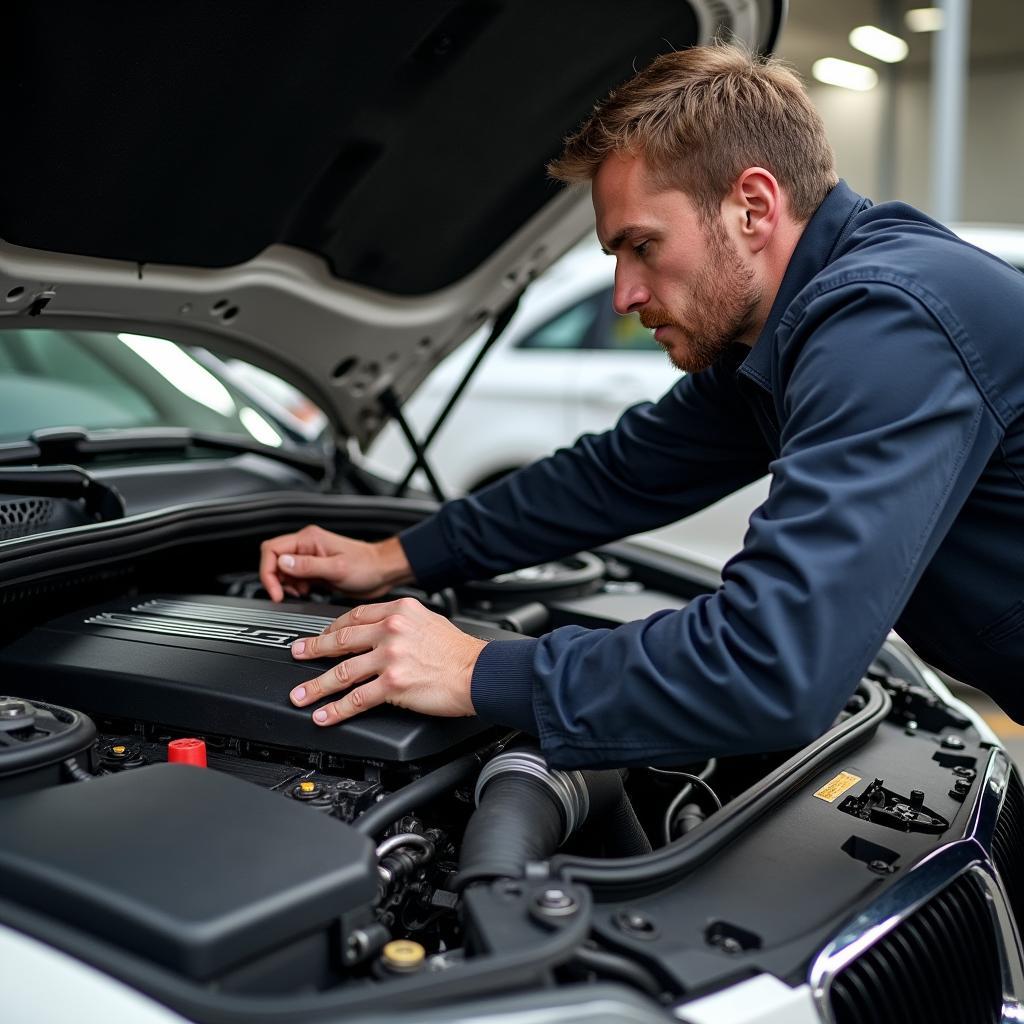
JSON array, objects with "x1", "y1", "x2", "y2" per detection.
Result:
[
  {"x1": 399, "y1": 354, "x2": 772, "y2": 589},
  {"x1": 472, "y1": 282, "x2": 1002, "y2": 768}
]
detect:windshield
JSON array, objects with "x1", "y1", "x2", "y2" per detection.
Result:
[{"x1": 0, "y1": 328, "x2": 320, "y2": 448}]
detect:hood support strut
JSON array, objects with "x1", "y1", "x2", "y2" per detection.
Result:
[{"x1": 386, "y1": 290, "x2": 525, "y2": 502}]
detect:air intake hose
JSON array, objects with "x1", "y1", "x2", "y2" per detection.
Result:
[{"x1": 456, "y1": 749, "x2": 650, "y2": 889}]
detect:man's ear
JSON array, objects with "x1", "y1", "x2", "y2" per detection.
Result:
[{"x1": 725, "y1": 168, "x2": 781, "y2": 255}]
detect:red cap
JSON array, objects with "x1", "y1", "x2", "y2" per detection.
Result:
[{"x1": 167, "y1": 738, "x2": 207, "y2": 767}]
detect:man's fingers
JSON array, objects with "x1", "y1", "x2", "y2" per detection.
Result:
[
  {"x1": 292, "y1": 623, "x2": 377, "y2": 660},
  {"x1": 289, "y1": 649, "x2": 381, "y2": 706},
  {"x1": 292, "y1": 598, "x2": 422, "y2": 659},
  {"x1": 321, "y1": 597, "x2": 422, "y2": 635},
  {"x1": 259, "y1": 534, "x2": 298, "y2": 602},
  {"x1": 312, "y1": 680, "x2": 388, "y2": 726},
  {"x1": 276, "y1": 552, "x2": 342, "y2": 582}
]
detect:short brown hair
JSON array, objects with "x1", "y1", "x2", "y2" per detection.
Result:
[{"x1": 548, "y1": 44, "x2": 837, "y2": 223}]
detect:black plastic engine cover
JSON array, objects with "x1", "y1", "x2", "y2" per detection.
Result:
[
  {"x1": 0, "y1": 593, "x2": 510, "y2": 761},
  {"x1": 0, "y1": 763, "x2": 376, "y2": 980}
]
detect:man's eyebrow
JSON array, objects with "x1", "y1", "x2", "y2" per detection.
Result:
[{"x1": 600, "y1": 225, "x2": 649, "y2": 255}]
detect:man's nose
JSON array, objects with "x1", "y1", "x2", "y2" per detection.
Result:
[{"x1": 612, "y1": 268, "x2": 649, "y2": 315}]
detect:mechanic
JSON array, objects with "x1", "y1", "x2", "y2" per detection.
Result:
[{"x1": 259, "y1": 44, "x2": 1024, "y2": 769}]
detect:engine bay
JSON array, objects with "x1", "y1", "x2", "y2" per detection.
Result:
[
  {"x1": 0, "y1": 526, "x2": 1002, "y2": 1020},
  {"x1": 0, "y1": 555, "x2": 700, "y2": 994}
]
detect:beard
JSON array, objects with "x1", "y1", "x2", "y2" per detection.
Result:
[{"x1": 639, "y1": 221, "x2": 762, "y2": 373}]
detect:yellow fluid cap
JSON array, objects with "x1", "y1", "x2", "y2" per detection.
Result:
[
  {"x1": 111, "y1": 745, "x2": 127, "y2": 755},
  {"x1": 382, "y1": 940, "x2": 425, "y2": 970},
  {"x1": 298, "y1": 780, "x2": 317, "y2": 794}
]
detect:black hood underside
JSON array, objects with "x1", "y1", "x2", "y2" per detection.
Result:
[{"x1": 2, "y1": 0, "x2": 702, "y2": 295}]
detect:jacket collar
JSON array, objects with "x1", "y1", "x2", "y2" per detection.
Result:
[{"x1": 738, "y1": 180, "x2": 871, "y2": 389}]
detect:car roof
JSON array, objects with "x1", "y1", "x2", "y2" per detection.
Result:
[{"x1": 951, "y1": 223, "x2": 1024, "y2": 270}]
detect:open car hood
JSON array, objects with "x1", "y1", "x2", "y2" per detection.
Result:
[{"x1": 0, "y1": 1, "x2": 782, "y2": 446}]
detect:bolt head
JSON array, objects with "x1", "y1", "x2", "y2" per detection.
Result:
[
  {"x1": 613, "y1": 910, "x2": 659, "y2": 939},
  {"x1": 533, "y1": 888, "x2": 578, "y2": 917},
  {"x1": 540, "y1": 889, "x2": 572, "y2": 909}
]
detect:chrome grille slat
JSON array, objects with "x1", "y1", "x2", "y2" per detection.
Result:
[
  {"x1": 991, "y1": 767, "x2": 1024, "y2": 941},
  {"x1": 829, "y1": 873, "x2": 1002, "y2": 1024}
]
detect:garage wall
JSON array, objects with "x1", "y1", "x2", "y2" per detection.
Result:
[{"x1": 806, "y1": 60, "x2": 1024, "y2": 223}]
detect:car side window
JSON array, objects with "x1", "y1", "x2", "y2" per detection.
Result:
[
  {"x1": 516, "y1": 291, "x2": 605, "y2": 350},
  {"x1": 603, "y1": 301, "x2": 660, "y2": 351}
]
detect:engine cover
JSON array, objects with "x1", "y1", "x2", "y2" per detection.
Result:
[{"x1": 0, "y1": 594, "x2": 512, "y2": 761}]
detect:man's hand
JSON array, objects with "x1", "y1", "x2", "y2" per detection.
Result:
[
  {"x1": 258, "y1": 525, "x2": 414, "y2": 602},
  {"x1": 288, "y1": 597, "x2": 486, "y2": 725}
]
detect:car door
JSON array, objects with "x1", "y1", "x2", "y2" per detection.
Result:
[
  {"x1": 437, "y1": 288, "x2": 611, "y2": 491},
  {"x1": 566, "y1": 288, "x2": 682, "y2": 438}
]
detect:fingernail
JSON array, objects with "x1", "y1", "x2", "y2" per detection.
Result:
[
  {"x1": 313, "y1": 709, "x2": 328, "y2": 723},
  {"x1": 291, "y1": 686, "x2": 306, "y2": 703},
  {"x1": 291, "y1": 640, "x2": 305, "y2": 656},
  {"x1": 280, "y1": 554, "x2": 295, "y2": 570}
]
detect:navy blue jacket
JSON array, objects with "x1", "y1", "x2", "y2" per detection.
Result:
[{"x1": 400, "y1": 182, "x2": 1024, "y2": 769}]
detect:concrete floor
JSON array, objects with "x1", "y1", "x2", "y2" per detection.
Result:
[{"x1": 955, "y1": 684, "x2": 1024, "y2": 767}]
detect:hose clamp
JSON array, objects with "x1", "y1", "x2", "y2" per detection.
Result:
[{"x1": 475, "y1": 750, "x2": 589, "y2": 843}]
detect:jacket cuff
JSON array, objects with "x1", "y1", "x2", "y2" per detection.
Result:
[
  {"x1": 471, "y1": 638, "x2": 540, "y2": 735},
  {"x1": 398, "y1": 515, "x2": 461, "y2": 591}
]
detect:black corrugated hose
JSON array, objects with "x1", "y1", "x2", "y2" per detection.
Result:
[
  {"x1": 604, "y1": 784, "x2": 653, "y2": 858},
  {"x1": 457, "y1": 774, "x2": 565, "y2": 889},
  {"x1": 456, "y1": 758, "x2": 651, "y2": 889}
]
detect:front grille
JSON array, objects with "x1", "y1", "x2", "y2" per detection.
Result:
[
  {"x1": 992, "y1": 765, "x2": 1024, "y2": 941},
  {"x1": 830, "y1": 872, "x2": 1001, "y2": 1024}
]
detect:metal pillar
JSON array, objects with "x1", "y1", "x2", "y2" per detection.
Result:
[
  {"x1": 930, "y1": 0, "x2": 970, "y2": 222},
  {"x1": 878, "y1": 0, "x2": 902, "y2": 201}
]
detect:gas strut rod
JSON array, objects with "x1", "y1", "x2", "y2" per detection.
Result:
[
  {"x1": 390, "y1": 290, "x2": 525, "y2": 500},
  {"x1": 378, "y1": 388, "x2": 447, "y2": 503}
]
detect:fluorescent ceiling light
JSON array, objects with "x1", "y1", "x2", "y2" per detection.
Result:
[
  {"x1": 849, "y1": 25, "x2": 909, "y2": 63},
  {"x1": 905, "y1": 7, "x2": 944, "y2": 33},
  {"x1": 239, "y1": 406, "x2": 284, "y2": 447},
  {"x1": 812, "y1": 58, "x2": 879, "y2": 92},
  {"x1": 118, "y1": 333, "x2": 236, "y2": 417}
]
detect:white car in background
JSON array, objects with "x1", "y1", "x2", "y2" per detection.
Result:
[{"x1": 367, "y1": 222, "x2": 1024, "y2": 570}]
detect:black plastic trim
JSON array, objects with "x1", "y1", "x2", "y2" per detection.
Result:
[
  {"x1": 0, "y1": 493, "x2": 438, "y2": 590},
  {"x1": 0, "y1": 879, "x2": 591, "y2": 1024},
  {"x1": 1, "y1": 426, "x2": 328, "y2": 477},
  {"x1": 551, "y1": 678, "x2": 891, "y2": 899}
]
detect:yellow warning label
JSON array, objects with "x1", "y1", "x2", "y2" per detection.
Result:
[{"x1": 814, "y1": 771, "x2": 862, "y2": 803}]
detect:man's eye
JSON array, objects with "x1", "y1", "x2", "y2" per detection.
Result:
[{"x1": 633, "y1": 241, "x2": 650, "y2": 258}]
